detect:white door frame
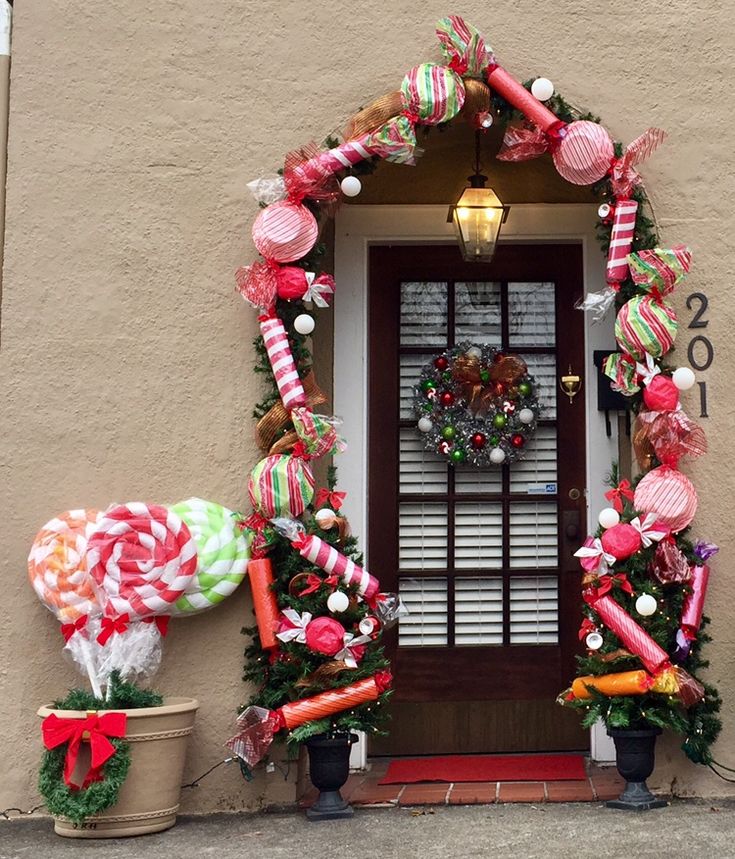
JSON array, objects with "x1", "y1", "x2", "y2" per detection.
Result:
[{"x1": 334, "y1": 203, "x2": 617, "y2": 763}]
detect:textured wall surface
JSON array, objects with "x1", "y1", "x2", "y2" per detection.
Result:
[{"x1": 0, "y1": 0, "x2": 733, "y2": 814}]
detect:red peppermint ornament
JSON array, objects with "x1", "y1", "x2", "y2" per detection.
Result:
[
  {"x1": 600, "y1": 523, "x2": 642, "y2": 561},
  {"x1": 304, "y1": 616, "x2": 346, "y2": 656},
  {"x1": 643, "y1": 374, "x2": 679, "y2": 412}
]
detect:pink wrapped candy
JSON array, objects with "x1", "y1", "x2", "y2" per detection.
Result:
[
  {"x1": 553, "y1": 121, "x2": 615, "y2": 185},
  {"x1": 643, "y1": 375, "x2": 679, "y2": 412},
  {"x1": 252, "y1": 201, "x2": 318, "y2": 263},
  {"x1": 634, "y1": 465, "x2": 698, "y2": 533},
  {"x1": 600, "y1": 523, "x2": 642, "y2": 561},
  {"x1": 305, "y1": 616, "x2": 346, "y2": 656}
]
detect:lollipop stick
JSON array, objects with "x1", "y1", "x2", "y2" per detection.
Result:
[{"x1": 81, "y1": 638, "x2": 102, "y2": 699}]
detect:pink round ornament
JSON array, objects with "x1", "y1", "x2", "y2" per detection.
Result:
[
  {"x1": 634, "y1": 465, "x2": 698, "y2": 533},
  {"x1": 252, "y1": 201, "x2": 318, "y2": 263},
  {"x1": 276, "y1": 266, "x2": 309, "y2": 301},
  {"x1": 600, "y1": 523, "x2": 642, "y2": 561},
  {"x1": 643, "y1": 374, "x2": 679, "y2": 412},
  {"x1": 553, "y1": 121, "x2": 614, "y2": 185},
  {"x1": 304, "y1": 616, "x2": 346, "y2": 656}
]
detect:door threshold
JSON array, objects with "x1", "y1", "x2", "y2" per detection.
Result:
[{"x1": 299, "y1": 757, "x2": 623, "y2": 809}]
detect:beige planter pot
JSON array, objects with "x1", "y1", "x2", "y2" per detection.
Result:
[{"x1": 38, "y1": 697, "x2": 198, "y2": 838}]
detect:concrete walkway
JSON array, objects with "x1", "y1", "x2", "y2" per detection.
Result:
[{"x1": 1, "y1": 801, "x2": 735, "y2": 859}]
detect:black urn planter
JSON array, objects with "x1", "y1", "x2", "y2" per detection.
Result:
[
  {"x1": 305, "y1": 733, "x2": 358, "y2": 821},
  {"x1": 607, "y1": 726, "x2": 668, "y2": 811}
]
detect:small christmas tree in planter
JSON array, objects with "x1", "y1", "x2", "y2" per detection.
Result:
[{"x1": 30, "y1": 499, "x2": 250, "y2": 837}]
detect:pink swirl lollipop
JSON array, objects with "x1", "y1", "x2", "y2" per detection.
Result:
[
  {"x1": 27, "y1": 509, "x2": 100, "y2": 622},
  {"x1": 86, "y1": 502, "x2": 198, "y2": 619}
]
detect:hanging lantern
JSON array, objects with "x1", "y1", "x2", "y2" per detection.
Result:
[{"x1": 447, "y1": 131, "x2": 509, "y2": 262}]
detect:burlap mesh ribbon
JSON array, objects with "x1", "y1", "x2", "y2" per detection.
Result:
[
  {"x1": 344, "y1": 92, "x2": 404, "y2": 140},
  {"x1": 461, "y1": 79, "x2": 492, "y2": 122},
  {"x1": 255, "y1": 371, "x2": 327, "y2": 453}
]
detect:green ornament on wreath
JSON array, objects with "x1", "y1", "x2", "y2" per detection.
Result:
[{"x1": 414, "y1": 344, "x2": 541, "y2": 467}]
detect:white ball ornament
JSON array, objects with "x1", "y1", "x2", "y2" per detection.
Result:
[
  {"x1": 585, "y1": 632, "x2": 604, "y2": 651},
  {"x1": 294, "y1": 313, "x2": 315, "y2": 335},
  {"x1": 417, "y1": 416, "x2": 433, "y2": 433},
  {"x1": 315, "y1": 508, "x2": 337, "y2": 530},
  {"x1": 327, "y1": 590, "x2": 350, "y2": 613},
  {"x1": 531, "y1": 77, "x2": 554, "y2": 101},
  {"x1": 598, "y1": 507, "x2": 621, "y2": 529},
  {"x1": 489, "y1": 447, "x2": 506, "y2": 464},
  {"x1": 466, "y1": 346, "x2": 483, "y2": 359},
  {"x1": 635, "y1": 593, "x2": 658, "y2": 617},
  {"x1": 518, "y1": 408, "x2": 535, "y2": 425},
  {"x1": 673, "y1": 367, "x2": 696, "y2": 391},
  {"x1": 340, "y1": 175, "x2": 362, "y2": 197},
  {"x1": 597, "y1": 203, "x2": 613, "y2": 219}
]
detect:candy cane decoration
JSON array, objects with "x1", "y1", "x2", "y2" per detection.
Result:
[
  {"x1": 289, "y1": 136, "x2": 375, "y2": 186},
  {"x1": 606, "y1": 199, "x2": 638, "y2": 284},
  {"x1": 297, "y1": 534, "x2": 379, "y2": 599},
  {"x1": 259, "y1": 315, "x2": 307, "y2": 411}
]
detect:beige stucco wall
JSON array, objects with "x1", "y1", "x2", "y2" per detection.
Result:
[{"x1": 0, "y1": 0, "x2": 733, "y2": 814}]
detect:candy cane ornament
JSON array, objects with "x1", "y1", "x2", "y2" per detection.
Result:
[
  {"x1": 259, "y1": 314, "x2": 307, "y2": 412},
  {"x1": 606, "y1": 200, "x2": 639, "y2": 284},
  {"x1": 296, "y1": 533, "x2": 379, "y2": 599}
]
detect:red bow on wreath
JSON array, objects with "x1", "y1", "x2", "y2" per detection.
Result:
[
  {"x1": 314, "y1": 489, "x2": 346, "y2": 511},
  {"x1": 604, "y1": 479, "x2": 635, "y2": 513},
  {"x1": 41, "y1": 711, "x2": 127, "y2": 789}
]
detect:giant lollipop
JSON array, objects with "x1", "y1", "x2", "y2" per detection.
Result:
[
  {"x1": 28, "y1": 509, "x2": 102, "y2": 696},
  {"x1": 169, "y1": 498, "x2": 250, "y2": 615}
]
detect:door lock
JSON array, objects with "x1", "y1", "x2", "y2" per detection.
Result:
[{"x1": 568, "y1": 487, "x2": 581, "y2": 501}]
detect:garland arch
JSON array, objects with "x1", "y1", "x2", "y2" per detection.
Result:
[{"x1": 231, "y1": 15, "x2": 721, "y2": 768}]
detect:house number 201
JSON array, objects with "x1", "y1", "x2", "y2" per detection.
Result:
[{"x1": 686, "y1": 292, "x2": 712, "y2": 417}]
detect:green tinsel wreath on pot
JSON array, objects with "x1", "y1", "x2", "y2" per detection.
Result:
[{"x1": 38, "y1": 738, "x2": 131, "y2": 826}]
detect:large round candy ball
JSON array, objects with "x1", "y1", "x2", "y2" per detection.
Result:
[
  {"x1": 305, "y1": 616, "x2": 345, "y2": 656},
  {"x1": 600, "y1": 523, "x2": 642, "y2": 561},
  {"x1": 634, "y1": 465, "x2": 697, "y2": 533},
  {"x1": 402, "y1": 62, "x2": 465, "y2": 124},
  {"x1": 252, "y1": 201, "x2": 318, "y2": 263},
  {"x1": 643, "y1": 374, "x2": 679, "y2": 412},
  {"x1": 248, "y1": 453, "x2": 314, "y2": 518},
  {"x1": 552, "y1": 121, "x2": 614, "y2": 185},
  {"x1": 615, "y1": 295, "x2": 679, "y2": 360}
]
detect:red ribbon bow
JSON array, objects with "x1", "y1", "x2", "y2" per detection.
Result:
[
  {"x1": 605, "y1": 479, "x2": 635, "y2": 513},
  {"x1": 96, "y1": 614, "x2": 130, "y2": 645},
  {"x1": 588, "y1": 572, "x2": 633, "y2": 601},
  {"x1": 578, "y1": 617, "x2": 597, "y2": 642},
  {"x1": 60, "y1": 614, "x2": 88, "y2": 644},
  {"x1": 291, "y1": 441, "x2": 312, "y2": 461},
  {"x1": 299, "y1": 573, "x2": 339, "y2": 596},
  {"x1": 142, "y1": 615, "x2": 170, "y2": 637},
  {"x1": 314, "y1": 489, "x2": 347, "y2": 511},
  {"x1": 41, "y1": 711, "x2": 127, "y2": 789}
]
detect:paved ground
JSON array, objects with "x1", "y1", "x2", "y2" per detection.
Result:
[{"x1": 2, "y1": 801, "x2": 735, "y2": 859}]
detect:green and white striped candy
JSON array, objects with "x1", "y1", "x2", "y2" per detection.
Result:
[{"x1": 169, "y1": 498, "x2": 249, "y2": 615}]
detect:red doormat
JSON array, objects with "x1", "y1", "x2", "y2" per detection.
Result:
[{"x1": 378, "y1": 754, "x2": 587, "y2": 785}]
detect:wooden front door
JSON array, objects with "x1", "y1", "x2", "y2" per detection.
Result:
[{"x1": 368, "y1": 244, "x2": 588, "y2": 755}]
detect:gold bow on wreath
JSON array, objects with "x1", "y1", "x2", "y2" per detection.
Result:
[{"x1": 451, "y1": 353, "x2": 528, "y2": 418}]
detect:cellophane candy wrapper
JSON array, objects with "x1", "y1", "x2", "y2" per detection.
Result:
[
  {"x1": 247, "y1": 176, "x2": 287, "y2": 206},
  {"x1": 96, "y1": 619, "x2": 164, "y2": 686},
  {"x1": 226, "y1": 706, "x2": 283, "y2": 768},
  {"x1": 650, "y1": 539, "x2": 692, "y2": 586},
  {"x1": 291, "y1": 407, "x2": 346, "y2": 459},
  {"x1": 374, "y1": 592, "x2": 409, "y2": 628}
]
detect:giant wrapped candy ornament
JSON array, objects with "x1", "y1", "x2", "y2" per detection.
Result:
[
  {"x1": 552, "y1": 121, "x2": 615, "y2": 186},
  {"x1": 252, "y1": 200, "x2": 318, "y2": 263},
  {"x1": 571, "y1": 666, "x2": 702, "y2": 706},
  {"x1": 634, "y1": 465, "x2": 698, "y2": 533},
  {"x1": 247, "y1": 558, "x2": 280, "y2": 650},
  {"x1": 606, "y1": 200, "x2": 639, "y2": 284},
  {"x1": 248, "y1": 453, "x2": 315, "y2": 519},
  {"x1": 86, "y1": 502, "x2": 198, "y2": 620},
  {"x1": 435, "y1": 15, "x2": 493, "y2": 77},
  {"x1": 600, "y1": 523, "x2": 642, "y2": 562},
  {"x1": 259, "y1": 314, "x2": 307, "y2": 411},
  {"x1": 628, "y1": 245, "x2": 692, "y2": 295},
  {"x1": 681, "y1": 564, "x2": 710, "y2": 638},
  {"x1": 587, "y1": 593, "x2": 669, "y2": 674},
  {"x1": 615, "y1": 295, "x2": 678, "y2": 360}
]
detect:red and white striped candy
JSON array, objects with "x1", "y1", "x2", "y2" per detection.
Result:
[
  {"x1": 87, "y1": 503, "x2": 198, "y2": 619},
  {"x1": 606, "y1": 199, "x2": 638, "y2": 284},
  {"x1": 298, "y1": 534, "x2": 379, "y2": 599},
  {"x1": 290, "y1": 136, "x2": 374, "y2": 184},
  {"x1": 260, "y1": 315, "x2": 307, "y2": 411}
]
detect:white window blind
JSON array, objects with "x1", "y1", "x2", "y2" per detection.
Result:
[
  {"x1": 509, "y1": 502, "x2": 558, "y2": 568},
  {"x1": 521, "y1": 353, "x2": 557, "y2": 420},
  {"x1": 508, "y1": 282, "x2": 555, "y2": 346},
  {"x1": 509, "y1": 576, "x2": 559, "y2": 644},
  {"x1": 455, "y1": 503, "x2": 503, "y2": 569},
  {"x1": 400, "y1": 282, "x2": 447, "y2": 345},
  {"x1": 455, "y1": 577, "x2": 503, "y2": 645},
  {"x1": 509, "y1": 426, "x2": 558, "y2": 491},
  {"x1": 455, "y1": 463, "x2": 503, "y2": 494},
  {"x1": 399, "y1": 429, "x2": 447, "y2": 493},
  {"x1": 400, "y1": 353, "x2": 434, "y2": 418},
  {"x1": 399, "y1": 502, "x2": 447, "y2": 570},
  {"x1": 454, "y1": 281, "x2": 502, "y2": 343},
  {"x1": 398, "y1": 578, "x2": 448, "y2": 646}
]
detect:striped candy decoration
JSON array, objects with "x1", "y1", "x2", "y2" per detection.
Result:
[
  {"x1": 248, "y1": 453, "x2": 315, "y2": 519},
  {"x1": 169, "y1": 499, "x2": 250, "y2": 615},
  {"x1": 435, "y1": 15, "x2": 493, "y2": 77},
  {"x1": 627, "y1": 245, "x2": 692, "y2": 294},
  {"x1": 86, "y1": 502, "x2": 198, "y2": 619},
  {"x1": 553, "y1": 120, "x2": 615, "y2": 185},
  {"x1": 259, "y1": 315, "x2": 307, "y2": 411},
  {"x1": 402, "y1": 62, "x2": 465, "y2": 124},
  {"x1": 278, "y1": 671, "x2": 392, "y2": 729},
  {"x1": 297, "y1": 534, "x2": 379, "y2": 599},
  {"x1": 606, "y1": 199, "x2": 639, "y2": 284},
  {"x1": 633, "y1": 465, "x2": 698, "y2": 533},
  {"x1": 291, "y1": 407, "x2": 346, "y2": 459},
  {"x1": 589, "y1": 594, "x2": 670, "y2": 675},
  {"x1": 252, "y1": 200, "x2": 318, "y2": 263},
  {"x1": 615, "y1": 295, "x2": 679, "y2": 360},
  {"x1": 28, "y1": 509, "x2": 101, "y2": 623}
]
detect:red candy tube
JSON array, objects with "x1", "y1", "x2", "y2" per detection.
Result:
[
  {"x1": 259, "y1": 315, "x2": 307, "y2": 412},
  {"x1": 247, "y1": 559, "x2": 279, "y2": 650},
  {"x1": 588, "y1": 594, "x2": 669, "y2": 674},
  {"x1": 606, "y1": 199, "x2": 638, "y2": 284},
  {"x1": 681, "y1": 565, "x2": 710, "y2": 637},
  {"x1": 279, "y1": 671, "x2": 392, "y2": 729},
  {"x1": 297, "y1": 533, "x2": 380, "y2": 599},
  {"x1": 486, "y1": 65, "x2": 560, "y2": 132}
]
